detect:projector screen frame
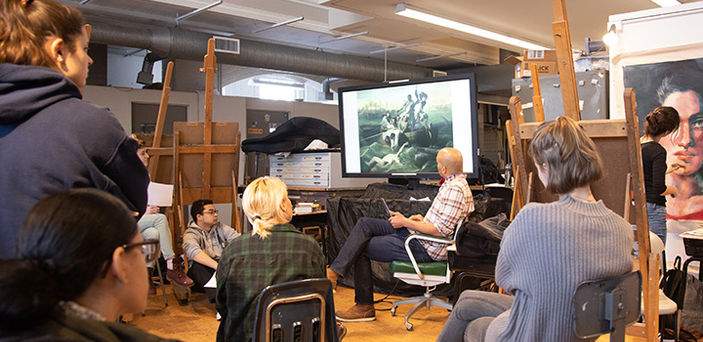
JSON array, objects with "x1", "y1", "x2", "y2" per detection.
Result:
[{"x1": 338, "y1": 72, "x2": 479, "y2": 180}]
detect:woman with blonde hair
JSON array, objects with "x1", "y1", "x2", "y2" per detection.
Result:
[
  {"x1": 215, "y1": 177, "x2": 327, "y2": 341},
  {"x1": 0, "y1": 0, "x2": 148, "y2": 259},
  {"x1": 437, "y1": 116, "x2": 633, "y2": 342}
]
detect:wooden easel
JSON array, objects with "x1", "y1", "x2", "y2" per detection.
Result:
[
  {"x1": 136, "y1": 61, "x2": 184, "y2": 256},
  {"x1": 172, "y1": 38, "x2": 242, "y2": 252},
  {"x1": 505, "y1": 1, "x2": 659, "y2": 340}
]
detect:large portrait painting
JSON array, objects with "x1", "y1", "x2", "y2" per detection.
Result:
[{"x1": 624, "y1": 58, "x2": 703, "y2": 224}]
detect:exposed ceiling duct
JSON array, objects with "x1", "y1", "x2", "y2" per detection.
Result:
[{"x1": 90, "y1": 22, "x2": 434, "y2": 83}]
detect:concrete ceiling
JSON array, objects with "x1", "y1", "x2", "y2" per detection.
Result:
[{"x1": 67, "y1": 0, "x2": 699, "y2": 73}]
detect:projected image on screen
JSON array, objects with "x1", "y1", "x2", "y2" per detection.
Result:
[{"x1": 356, "y1": 82, "x2": 454, "y2": 173}]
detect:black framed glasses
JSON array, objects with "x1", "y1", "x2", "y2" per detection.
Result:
[
  {"x1": 203, "y1": 209, "x2": 219, "y2": 215},
  {"x1": 122, "y1": 239, "x2": 160, "y2": 263}
]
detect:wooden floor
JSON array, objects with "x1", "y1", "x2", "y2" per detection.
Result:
[{"x1": 129, "y1": 284, "x2": 649, "y2": 342}]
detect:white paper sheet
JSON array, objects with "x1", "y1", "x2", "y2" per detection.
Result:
[
  {"x1": 204, "y1": 272, "x2": 217, "y2": 288},
  {"x1": 147, "y1": 182, "x2": 174, "y2": 207}
]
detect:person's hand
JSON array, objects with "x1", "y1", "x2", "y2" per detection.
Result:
[
  {"x1": 145, "y1": 205, "x2": 159, "y2": 215},
  {"x1": 409, "y1": 214, "x2": 424, "y2": 222},
  {"x1": 389, "y1": 211, "x2": 407, "y2": 229}
]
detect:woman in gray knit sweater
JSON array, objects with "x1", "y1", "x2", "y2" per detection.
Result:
[{"x1": 437, "y1": 116, "x2": 634, "y2": 342}]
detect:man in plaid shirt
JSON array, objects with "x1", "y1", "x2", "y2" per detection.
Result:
[{"x1": 328, "y1": 148, "x2": 474, "y2": 322}]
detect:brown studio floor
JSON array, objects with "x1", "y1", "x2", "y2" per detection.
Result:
[{"x1": 130, "y1": 284, "x2": 646, "y2": 342}]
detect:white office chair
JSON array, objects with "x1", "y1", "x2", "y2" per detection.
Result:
[
  {"x1": 649, "y1": 232, "x2": 680, "y2": 341},
  {"x1": 388, "y1": 219, "x2": 462, "y2": 331}
]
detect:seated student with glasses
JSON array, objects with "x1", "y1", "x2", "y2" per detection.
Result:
[
  {"x1": 183, "y1": 199, "x2": 240, "y2": 304},
  {"x1": 0, "y1": 189, "x2": 176, "y2": 341}
]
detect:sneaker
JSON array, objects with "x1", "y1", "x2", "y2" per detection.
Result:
[
  {"x1": 166, "y1": 268, "x2": 194, "y2": 287},
  {"x1": 335, "y1": 304, "x2": 375, "y2": 322},
  {"x1": 336, "y1": 322, "x2": 347, "y2": 340},
  {"x1": 326, "y1": 267, "x2": 338, "y2": 290}
]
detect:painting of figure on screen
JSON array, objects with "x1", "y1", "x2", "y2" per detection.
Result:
[
  {"x1": 356, "y1": 82, "x2": 455, "y2": 173},
  {"x1": 624, "y1": 58, "x2": 703, "y2": 222}
]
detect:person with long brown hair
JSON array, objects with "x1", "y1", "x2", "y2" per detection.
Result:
[
  {"x1": 640, "y1": 106, "x2": 680, "y2": 244},
  {"x1": 0, "y1": 0, "x2": 148, "y2": 258}
]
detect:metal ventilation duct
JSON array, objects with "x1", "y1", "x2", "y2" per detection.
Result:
[{"x1": 90, "y1": 23, "x2": 433, "y2": 83}]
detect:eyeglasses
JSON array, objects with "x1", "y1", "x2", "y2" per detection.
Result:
[
  {"x1": 202, "y1": 209, "x2": 219, "y2": 215},
  {"x1": 122, "y1": 239, "x2": 160, "y2": 263}
]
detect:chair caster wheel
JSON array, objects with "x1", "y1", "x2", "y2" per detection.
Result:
[
  {"x1": 405, "y1": 322, "x2": 413, "y2": 331},
  {"x1": 390, "y1": 307, "x2": 396, "y2": 316}
]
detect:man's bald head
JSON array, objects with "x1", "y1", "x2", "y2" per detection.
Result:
[{"x1": 436, "y1": 148, "x2": 463, "y2": 176}]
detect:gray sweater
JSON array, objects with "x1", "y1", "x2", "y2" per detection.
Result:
[{"x1": 493, "y1": 195, "x2": 633, "y2": 342}]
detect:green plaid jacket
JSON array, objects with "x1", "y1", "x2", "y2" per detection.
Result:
[{"x1": 215, "y1": 223, "x2": 325, "y2": 342}]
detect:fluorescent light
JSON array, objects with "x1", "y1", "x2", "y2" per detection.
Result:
[
  {"x1": 650, "y1": 0, "x2": 680, "y2": 7},
  {"x1": 395, "y1": 3, "x2": 549, "y2": 50}
]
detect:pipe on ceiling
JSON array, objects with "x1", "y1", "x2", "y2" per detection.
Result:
[{"x1": 90, "y1": 23, "x2": 433, "y2": 83}]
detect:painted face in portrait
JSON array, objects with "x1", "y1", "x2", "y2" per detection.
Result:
[{"x1": 660, "y1": 90, "x2": 703, "y2": 177}]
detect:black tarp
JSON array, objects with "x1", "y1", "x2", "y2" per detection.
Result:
[
  {"x1": 325, "y1": 183, "x2": 506, "y2": 297},
  {"x1": 241, "y1": 117, "x2": 340, "y2": 154}
]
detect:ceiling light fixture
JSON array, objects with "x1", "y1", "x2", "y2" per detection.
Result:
[
  {"x1": 602, "y1": 24, "x2": 619, "y2": 47},
  {"x1": 394, "y1": 3, "x2": 549, "y2": 50},
  {"x1": 650, "y1": 0, "x2": 680, "y2": 7}
]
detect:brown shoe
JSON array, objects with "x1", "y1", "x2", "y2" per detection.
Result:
[
  {"x1": 326, "y1": 267, "x2": 338, "y2": 289},
  {"x1": 166, "y1": 267, "x2": 194, "y2": 287},
  {"x1": 335, "y1": 304, "x2": 375, "y2": 322}
]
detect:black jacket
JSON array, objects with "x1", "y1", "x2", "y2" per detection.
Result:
[
  {"x1": 0, "y1": 64, "x2": 148, "y2": 258},
  {"x1": 0, "y1": 312, "x2": 179, "y2": 342}
]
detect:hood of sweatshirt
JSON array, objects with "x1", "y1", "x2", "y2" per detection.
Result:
[{"x1": 0, "y1": 63, "x2": 81, "y2": 125}]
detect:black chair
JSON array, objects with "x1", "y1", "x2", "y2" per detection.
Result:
[
  {"x1": 251, "y1": 278, "x2": 338, "y2": 342},
  {"x1": 573, "y1": 271, "x2": 642, "y2": 342}
]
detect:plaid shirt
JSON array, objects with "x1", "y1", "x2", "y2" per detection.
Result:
[
  {"x1": 419, "y1": 174, "x2": 474, "y2": 260},
  {"x1": 215, "y1": 223, "x2": 325, "y2": 342}
]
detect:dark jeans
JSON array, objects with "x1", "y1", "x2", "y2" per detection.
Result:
[
  {"x1": 188, "y1": 261, "x2": 216, "y2": 302},
  {"x1": 329, "y1": 217, "x2": 433, "y2": 305}
]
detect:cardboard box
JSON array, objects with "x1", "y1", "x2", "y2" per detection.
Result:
[{"x1": 505, "y1": 49, "x2": 558, "y2": 78}]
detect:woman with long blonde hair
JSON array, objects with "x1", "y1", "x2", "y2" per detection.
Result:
[{"x1": 215, "y1": 177, "x2": 327, "y2": 341}]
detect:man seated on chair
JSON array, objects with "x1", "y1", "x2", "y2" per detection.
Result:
[
  {"x1": 327, "y1": 147, "x2": 474, "y2": 322},
  {"x1": 183, "y1": 199, "x2": 240, "y2": 303}
]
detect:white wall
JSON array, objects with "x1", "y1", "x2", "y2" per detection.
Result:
[{"x1": 608, "y1": 2, "x2": 703, "y2": 117}]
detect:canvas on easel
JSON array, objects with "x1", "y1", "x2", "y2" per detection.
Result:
[{"x1": 171, "y1": 38, "x2": 242, "y2": 253}]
